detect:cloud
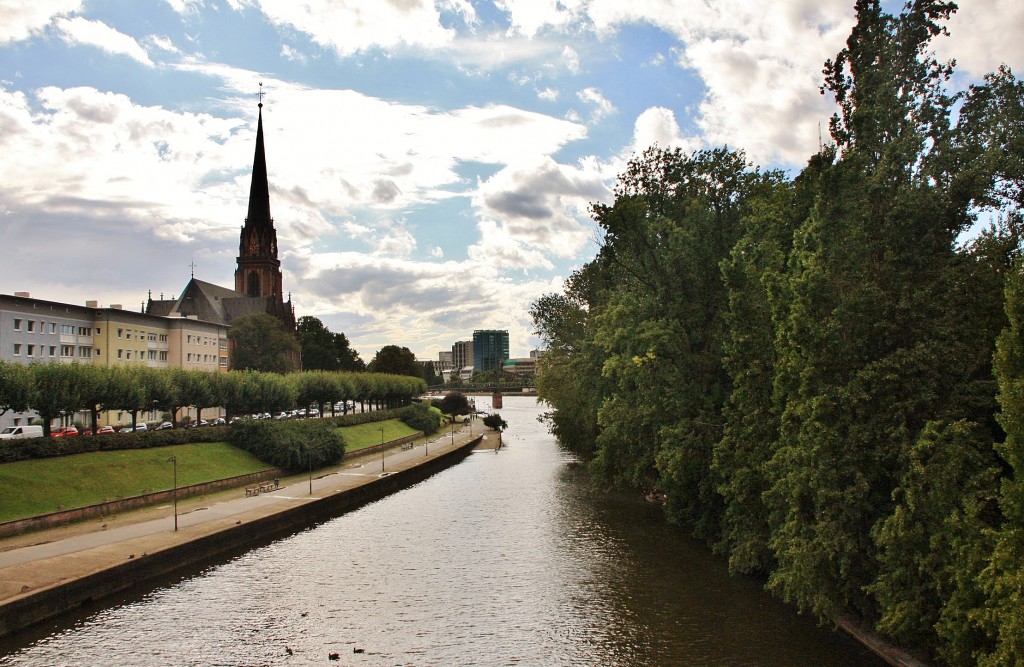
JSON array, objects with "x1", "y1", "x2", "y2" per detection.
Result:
[
  {"x1": 53, "y1": 16, "x2": 155, "y2": 66},
  {"x1": 474, "y1": 155, "x2": 609, "y2": 261},
  {"x1": 0, "y1": 0, "x2": 79, "y2": 44},
  {"x1": 629, "y1": 106, "x2": 701, "y2": 155},
  {"x1": 576, "y1": 86, "x2": 616, "y2": 122},
  {"x1": 244, "y1": 0, "x2": 461, "y2": 56},
  {"x1": 938, "y1": 0, "x2": 1024, "y2": 77},
  {"x1": 291, "y1": 251, "x2": 560, "y2": 356}
]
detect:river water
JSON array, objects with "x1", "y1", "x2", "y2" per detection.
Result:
[{"x1": 0, "y1": 395, "x2": 884, "y2": 666}]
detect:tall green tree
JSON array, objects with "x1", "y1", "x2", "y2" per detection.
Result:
[
  {"x1": 229, "y1": 312, "x2": 300, "y2": 374},
  {"x1": 765, "y1": 0, "x2": 973, "y2": 618},
  {"x1": 296, "y1": 316, "x2": 364, "y2": 371},
  {"x1": 367, "y1": 345, "x2": 422, "y2": 378},
  {"x1": 983, "y1": 258, "x2": 1024, "y2": 665},
  {"x1": 0, "y1": 360, "x2": 34, "y2": 418}
]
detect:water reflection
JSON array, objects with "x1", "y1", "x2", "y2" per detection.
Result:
[{"x1": 0, "y1": 396, "x2": 883, "y2": 666}]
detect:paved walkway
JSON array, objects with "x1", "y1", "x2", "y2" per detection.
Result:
[{"x1": 0, "y1": 424, "x2": 492, "y2": 607}]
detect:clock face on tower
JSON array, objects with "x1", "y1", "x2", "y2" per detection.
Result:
[
  {"x1": 270, "y1": 240, "x2": 277, "y2": 255},
  {"x1": 249, "y1": 238, "x2": 259, "y2": 254}
]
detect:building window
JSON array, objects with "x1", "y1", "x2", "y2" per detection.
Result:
[
  {"x1": 117, "y1": 328, "x2": 123, "y2": 339},
  {"x1": 49, "y1": 322, "x2": 56, "y2": 334},
  {"x1": 61, "y1": 345, "x2": 74, "y2": 357},
  {"x1": 159, "y1": 351, "x2": 168, "y2": 361},
  {"x1": 49, "y1": 346, "x2": 56, "y2": 356},
  {"x1": 27, "y1": 321, "x2": 35, "y2": 333},
  {"x1": 27, "y1": 344, "x2": 35, "y2": 356},
  {"x1": 13, "y1": 319, "x2": 22, "y2": 331},
  {"x1": 117, "y1": 349, "x2": 123, "y2": 359},
  {"x1": 79, "y1": 346, "x2": 91, "y2": 357},
  {"x1": 13, "y1": 343, "x2": 21, "y2": 355}
]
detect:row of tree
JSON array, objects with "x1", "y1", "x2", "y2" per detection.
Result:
[
  {"x1": 0, "y1": 361, "x2": 427, "y2": 435},
  {"x1": 531, "y1": 2, "x2": 1023, "y2": 664}
]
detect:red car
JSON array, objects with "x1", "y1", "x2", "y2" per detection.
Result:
[
  {"x1": 94, "y1": 425, "x2": 116, "y2": 435},
  {"x1": 51, "y1": 426, "x2": 80, "y2": 437}
]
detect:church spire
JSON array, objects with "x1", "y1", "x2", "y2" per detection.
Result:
[{"x1": 245, "y1": 86, "x2": 272, "y2": 231}]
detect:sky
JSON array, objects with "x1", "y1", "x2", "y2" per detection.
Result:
[{"x1": 1, "y1": 1, "x2": 1022, "y2": 363}]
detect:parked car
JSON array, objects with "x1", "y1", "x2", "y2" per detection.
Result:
[
  {"x1": 51, "y1": 426, "x2": 79, "y2": 437},
  {"x1": 0, "y1": 425, "x2": 44, "y2": 440},
  {"x1": 274, "y1": 412, "x2": 291, "y2": 420},
  {"x1": 211, "y1": 417, "x2": 226, "y2": 426},
  {"x1": 94, "y1": 425, "x2": 116, "y2": 435},
  {"x1": 155, "y1": 421, "x2": 174, "y2": 430}
]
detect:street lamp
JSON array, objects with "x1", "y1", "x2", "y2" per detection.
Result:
[
  {"x1": 450, "y1": 417, "x2": 455, "y2": 444},
  {"x1": 308, "y1": 448, "x2": 313, "y2": 495},
  {"x1": 380, "y1": 425, "x2": 386, "y2": 472},
  {"x1": 168, "y1": 456, "x2": 178, "y2": 531}
]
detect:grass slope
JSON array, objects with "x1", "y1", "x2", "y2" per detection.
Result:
[
  {"x1": 0, "y1": 419, "x2": 425, "y2": 523},
  {"x1": 0, "y1": 443, "x2": 268, "y2": 523}
]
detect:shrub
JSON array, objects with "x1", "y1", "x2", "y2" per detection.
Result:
[
  {"x1": 228, "y1": 419, "x2": 345, "y2": 471},
  {"x1": 482, "y1": 413, "x2": 508, "y2": 431},
  {"x1": 399, "y1": 402, "x2": 441, "y2": 435}
]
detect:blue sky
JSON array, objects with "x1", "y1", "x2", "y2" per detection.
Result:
[{"x1": 0, "y1": 1, "x2": 1021, "y2": 361}]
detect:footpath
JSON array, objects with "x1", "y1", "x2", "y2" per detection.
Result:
[{"x1": 0, "y1": 424, "x2": 493, "y2": 639}]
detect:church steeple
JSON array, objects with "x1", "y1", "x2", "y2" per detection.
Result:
[
  {"x1": 245, "y1": 99, "x2": 272, "y2": 231},
  {"x1": 236, "y1": 85, "x2": 283, "y2": 300}
]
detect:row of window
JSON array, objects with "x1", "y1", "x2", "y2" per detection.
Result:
[
  {"x1": 116, "y1": 328, "x2": 167, "y2": 343},
  {"x1": 116, "y1": 349, "x2": 169, "y2": 362},
  {"x1": 185, "y1": 334, "x2": 220, "y2": 347},
  {"x1": 186, "y1": 353, "x2": 220, "y2": 363},
  {"x1": 12, "y1": 319, "x2": 97, "y2": 337},
  {"x1": 12, "y1": 344, "x2": 94, "y2": 358}
]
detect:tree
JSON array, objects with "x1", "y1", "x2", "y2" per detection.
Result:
[
  {"x1": 482, "y1": 413, "x2": 507, "y2": 431},
  {"x1": 435, "y1": 391, "x2": 471, "y2": 417},
  {"x1": 297, "y1": 316, "x2": 364, "y2": 371},
  {"x1": 367, "y1": 345, "x2": 422, "y2": 377},
  {"x1": 0, "y1": 360, "x2": 34, "y2": 418},
  {"x1": 29, "y1": 363, "x2": 84, "y2": 435},
  {"x1": 229, "y1": 313, "x2": 300, "y2": 374},
  {"x1": 765, "y1": 0, "x2": 978, "y2": 618}
]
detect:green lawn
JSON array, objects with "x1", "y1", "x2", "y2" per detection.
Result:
[
  {"x1": 0, "y1": 443, "x2": 268, "y2": 523},
  {"x1": 0, "y1": 420, "x2": 427, "y2": 523},
  {"x1": 342, "y1": 419, "x2": 422, "y2": 451}
]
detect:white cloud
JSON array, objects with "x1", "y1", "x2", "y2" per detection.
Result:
[
  {"x1": 938, "y1": 0, "x2": 1024, "y2": 77},
  {"x1": 53, "y1": 16, "x2": 155, "y2": 66},
  {"x1": 163, "y1": 0, "x2": 205, "y2": 13},
  {"x1": 629, "y1": 106, "x2": 701, "y2": 155},
  {"x1": 144, "y1": 34, "x2": 181, "y2": 54},
  {"x1": 576, "y1": 86, "x2": 616, "y2": 122},
  {"x1": 537, "y1": 87, "x2": 559, "y2": 102},
  {"x1": 280, "y1": 43, "x2": 307, "y2": 63},
  {"x1": 291, "y1": 251, "x2": 560, "y2": 357},
  {"x1": 561, "y1": 45, "x2": 580, "y2": 74},
  {"x1": 247, "y1": 0, "x2": 459, "y2": 56},
  {"x1": 0, "y1": 0, "x2": 79, "y2": 44}
]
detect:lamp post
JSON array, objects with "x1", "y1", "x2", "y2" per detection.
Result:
[
  {"x1": 168, "y1": 456, "x2": 178, "y2": 531},
  {"x1": 308, "y1": 448, "x2": 313, "y2": 495},
  {"x1": 380, "y1": 425, "x2": 386, "y2": 472}
]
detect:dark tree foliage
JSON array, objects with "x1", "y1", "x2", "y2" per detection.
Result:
[
  {"x1": 229, "y1": 312, "x2": 300, "y2": 374},
  {"x1": 434, "y1": 391, "x2": 471, "y2": 417},
  {"x1": 297, "y1": 316, "x2": 364, "y2": 371},
  {"x1": 530, "y1": 1, "x2": 1024, "y2": 661},
  {"x1": 482, "y1": 413, "x2": 507, "y2": 431},
  {"x1": 367, "y1": 344, "x2": 422, "y2": 378}
]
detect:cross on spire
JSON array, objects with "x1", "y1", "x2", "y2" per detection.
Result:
[
  {"x1": 257, "y1": 82, "x2": 265, "y2": 108},
  {"x1": 189, "y1": 259, "x2": 197, "y2": 278}
]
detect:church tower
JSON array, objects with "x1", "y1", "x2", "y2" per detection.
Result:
[{"x1": 235, "y1": 99, "x2": 284, "y2": 300}]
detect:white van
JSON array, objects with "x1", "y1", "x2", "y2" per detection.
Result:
[{"x1": 0, "y1": 425, "x2": 44, "y2": 440}]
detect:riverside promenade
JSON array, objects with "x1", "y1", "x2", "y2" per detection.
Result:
[{"x1": 0, "y1": 424, "x2": 493, "y2": 638}]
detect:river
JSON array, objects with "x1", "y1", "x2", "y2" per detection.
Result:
[{"x1": 0, "y1": 395, "x2": 885, "y2": 666}]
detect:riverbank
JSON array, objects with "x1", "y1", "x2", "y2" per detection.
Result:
[{"x1": 0, "y1": 425, "x2": 489, "y2": 639}]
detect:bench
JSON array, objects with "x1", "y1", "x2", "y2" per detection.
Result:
[{"x1": 245, "y1": 480, "x2": 279, "y2": 497}]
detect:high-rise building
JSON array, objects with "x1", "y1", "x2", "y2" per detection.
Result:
[
  {"x1": 472, "y1": 329, "x2": 509, "y2": 373},
  {"x1": 452, "y1": 340, "x2": 473, "y2": 370}
]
